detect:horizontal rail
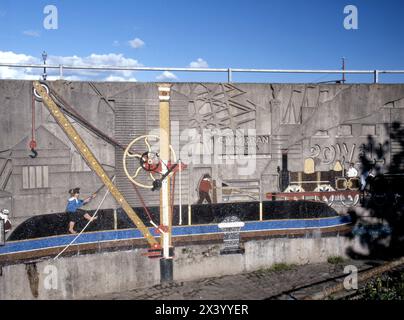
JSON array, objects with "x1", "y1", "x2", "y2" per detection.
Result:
[
  {"x1": 1, "y1": 63, "x2": 404, "y2": 83},
  {"x1": 0, "y1": 63, "x2": 227, "y2": 72}
]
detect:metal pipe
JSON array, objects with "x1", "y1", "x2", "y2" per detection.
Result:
[
  {"x1": 379, "y1": 70, "x2": 404, "y2": 74},
  {"x1": 0, "y1": 64, "x2": 227, "y2": 72},
  {"x1": 231, "y1": 68, "x2": 374, "y2": 74},
  {"x1": 0, "y1": 63, "x2": 385, "y2": 74},
  {"x1": 374, "y1": 70, "x2": 379, "y2": 83},
  {"x1": 1, "y1": 63, "x2": 403, "y2": 81},
  {"x1": 228, "y1": 68, "x2": 232, "y2": 83}
]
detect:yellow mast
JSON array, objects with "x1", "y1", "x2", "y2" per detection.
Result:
[{"x1": 158, "y1": 84, "x2": 173, "y2": 257}]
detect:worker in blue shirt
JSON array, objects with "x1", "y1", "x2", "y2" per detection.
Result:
[{"x1": 67, "y1": 187, "x2": 97, "y2": 234}]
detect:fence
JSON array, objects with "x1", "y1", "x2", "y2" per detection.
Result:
[{"x1": 1, "y1": 63, "x2": 404, "y2": 83}]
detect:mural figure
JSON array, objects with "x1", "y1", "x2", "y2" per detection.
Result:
[
  {"x1": 346, "y1": 162, "x2": 358, "y2": 178},
  {"x1": 0, "y1": 208, "x2": 11, "y2": 233},
  {"x1": 197, "y1": 174, "x2": 213, "y2": 204},
  {"x1": 66, "y1": 187, "x2": 97, "y2": 234}
]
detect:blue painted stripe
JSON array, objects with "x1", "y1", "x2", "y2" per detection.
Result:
[{"x1": 0, "y1": 216, "x2": 351, "y2": 256}]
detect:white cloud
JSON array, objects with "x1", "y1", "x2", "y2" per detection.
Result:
[
  {"x1": 0, "y1": 51, "x2": 142, "y2": 81},
  {"x1": 189, "y1": 58, "x2": 209, "y2": 68},
  {"x1": 128, "y1": 38, "x2": 145, "y2": 49},
  {"x1": 48, "y1": 53, "x2": 142, "y2": 68},
  {"x1": 156, "y1": 71, "x2": 178, "y2": 81},
  {"x1": 104, "y1": 75, "x2": 137, "y2": 82},
  {"x1": 23, "y1": 30, "x2": 40, "y2": 37},
  {"x1": 0, "y1": 51, "x2": 41, "y2": 80},
  {"x1": 0, "y1": 51, "x2": 39, "y2": 64}
]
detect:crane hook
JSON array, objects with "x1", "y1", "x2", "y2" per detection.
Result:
[{"x1": 29, "y1": 140, "x2": 38, "y2": 159}]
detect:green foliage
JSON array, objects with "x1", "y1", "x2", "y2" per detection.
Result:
[
  {"x1": 360, "y1": 272, "x2": 404, "y2": 300},
  {"x1": 327, "y1": 256, "x2": 345, "y2": 264}
]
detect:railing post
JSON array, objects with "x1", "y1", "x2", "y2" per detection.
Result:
[
  {"x1": 374, "y1": 70, "x2": 379, "y2": 83},
  {"x1": 228, "y1": 68, "x2": 232, "y2": 83},
  {"x1": 59, "y1": 64, "x2": 63, "y2": 80}
]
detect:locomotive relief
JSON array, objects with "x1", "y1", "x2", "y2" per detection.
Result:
[{"x1": 267, "y1": 151, "x2": 362, "y2": 207}]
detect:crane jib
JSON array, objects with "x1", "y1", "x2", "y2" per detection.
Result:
[{"x1": 32, "y1": 81, "x2": 159, "y2": 249}]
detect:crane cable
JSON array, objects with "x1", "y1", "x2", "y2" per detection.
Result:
[
  {"x1": 29, "y1": 88, "x2": 38, "y2": 158},
  {"x1": 49, "y1": 88, "x2": 127, "y2": 151},
  {"x1": 130, "y1": 181, "x2": 158, "y2": 227},
  {"x1": 130, "y1": 163, "x2": 179, "y2": 235}
]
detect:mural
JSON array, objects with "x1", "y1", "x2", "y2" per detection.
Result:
[
  {"x1": 0, "y1": 81, "x2": 403, "y2": 240},
  {"x1": 187, "y1": 83, "x2": 258, "y2": 132}
]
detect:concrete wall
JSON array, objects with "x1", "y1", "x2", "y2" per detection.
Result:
[
  {"x1": 1, "y1": 80, "x2": 404, "y2": 230},
  {"x1": 0, "y1": 234, "x2": 353, "y2": 300}
]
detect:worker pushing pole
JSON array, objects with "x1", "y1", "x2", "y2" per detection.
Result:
[{"x1": 158, "y1": 84, "x2": 174, "y2": 282}]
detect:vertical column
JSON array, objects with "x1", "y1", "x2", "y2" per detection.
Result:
[
  {"x1": 0, "y1": 218, "x2": 4, "y2": 246},
  {"x1": 158, "y1": 84, "x2": 173, "y2": 282},
  {"x1": 373, "y1": 70, "x2": 379, "y2": 84}
]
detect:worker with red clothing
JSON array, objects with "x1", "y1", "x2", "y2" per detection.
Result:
[{"x1": 197, "y1": 174, "x2": 213, "y2": 204}]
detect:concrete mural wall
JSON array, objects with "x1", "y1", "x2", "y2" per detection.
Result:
[
  {"x1": 0, "y1": 235, "x2": 351, "y2": 300},
  {"x1": 1, "y1": 80, "x2": 404, "y2": 228}
]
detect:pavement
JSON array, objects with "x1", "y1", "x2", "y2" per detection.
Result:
[{"x1": 89, "y1": 259, "x2": 379, "y2": 300}]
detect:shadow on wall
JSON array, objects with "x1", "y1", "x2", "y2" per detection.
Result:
[{"x1": 346, "y1": 122, "x2": 404, "y2": 260}]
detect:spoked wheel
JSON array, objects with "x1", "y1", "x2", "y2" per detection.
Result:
[
  {"x1": 314, "y1": 185, "x2": 335, "y2": 206},
  {"x1": 284, "y1": 185, "x2": 305, "y2": 200},
  {"x1": 123, "y1": 135, "x2": 176, "y2": 189}
]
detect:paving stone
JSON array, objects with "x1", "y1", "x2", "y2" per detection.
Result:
[{"x1": 89, "y1": 260, "x2": 374, "y2": 300}]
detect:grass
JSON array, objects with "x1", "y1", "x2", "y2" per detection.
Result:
[
  {"x1": 327, "y1": 256, "x2": 345, "y2": 265},
  {"x1": 258, "y1": 263, "x2": 297, "y2": 273}
]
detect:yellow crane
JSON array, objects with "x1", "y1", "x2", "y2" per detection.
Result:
[{"x1": 32, "y1": 81, "x2": 160, "y2": 249}]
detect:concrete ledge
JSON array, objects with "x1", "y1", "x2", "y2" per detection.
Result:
[{"x1": 0, "y1": 234, "x2": 352, "y2": 300}]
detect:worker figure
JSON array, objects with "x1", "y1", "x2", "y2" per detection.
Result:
[
  {"x1": 67, "y1": 187, "x2": 97, "y2": 234},
  {"x1": 197, "y1": 174, "x2": 213, "y2": 204},
  {"x1": 0, "y1": 208, "x2": 12, "y2": 233},
  {"x1": 346, "y1": 162, "x2": 358, "y2": 178}
]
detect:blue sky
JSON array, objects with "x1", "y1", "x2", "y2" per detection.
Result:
[{"x1": 0, "y1": 0, "x2": 403, "y2": 83}]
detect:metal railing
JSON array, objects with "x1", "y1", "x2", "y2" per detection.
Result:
[{"x1": 1, "y1": 63, "x2": 404, "y2": 83}]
